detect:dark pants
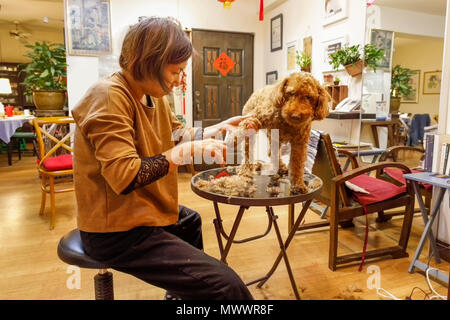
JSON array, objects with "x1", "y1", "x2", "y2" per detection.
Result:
[{"x1": 80, "y1": 205, "x2": 253, "y2": 300}]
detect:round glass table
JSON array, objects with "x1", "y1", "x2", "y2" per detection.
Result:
[{"x1": 191, "y1": 166, "x2": 323, "y2": 300}]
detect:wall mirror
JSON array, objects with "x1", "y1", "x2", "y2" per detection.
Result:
[{"x1": 359, "y1": 0, "x2": 447, "y2": 169}]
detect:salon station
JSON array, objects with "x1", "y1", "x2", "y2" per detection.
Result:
[{"x1": 0, "y1": 0, "x2": 449, "y2": 301}]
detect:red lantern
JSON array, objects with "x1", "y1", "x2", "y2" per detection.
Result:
[{"x1": 218, "y1": 0, "x2": 235, "y2": 9}]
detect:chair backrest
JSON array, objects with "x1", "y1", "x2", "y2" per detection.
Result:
[
  {"x1": 32, "y1": 117, "x2": 75, "y2": 166},
  {"x1": 311, "y1": 132, "x2": 351, "y2": 207}
]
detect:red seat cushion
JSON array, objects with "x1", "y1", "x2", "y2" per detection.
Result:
[
  {"x1": 41, "y1": 154, "x2": 73, "y2": 171},
  {"x1": 348, "y1": 174, "x2": 407, "y2": 205},
  {"x1": 383, "y1": 168, "x2": 432, "y2": 191}
]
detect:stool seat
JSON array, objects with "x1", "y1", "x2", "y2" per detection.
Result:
[
  {"x1": 57, "y1": 229, "x2": 110, "y2": 269},
  {"x1": 12, "y1": 132, "x2": 36, "y2": 138}
]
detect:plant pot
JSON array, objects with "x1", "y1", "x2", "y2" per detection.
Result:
[
  {"x1": 33, "y1": 90, "x2": 66, "y2": 110},
  {"x1": 301, "y1": 66, "x2": 311, "y2": 73},
  {"x1": 344, "y1": 60, "x2": 365, "y2": 77},
  {"x1": 389, "y1": 97, "x2": 401, "y2": 114},
  {"x1": 334, "y1": 81, "x2": 340, "y2": 85},
  {"x1": 323, "y1": 74, "x2": 333, "y2": 84}
]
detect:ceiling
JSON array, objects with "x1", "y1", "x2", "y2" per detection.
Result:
[
  {"x1": 375, "y1": 0, "x2": 447, "y2": 16},
  {"x1": 0, "y1": 0, "x2": 64, "y2": 31}
]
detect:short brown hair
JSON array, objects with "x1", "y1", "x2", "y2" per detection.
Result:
[{"x1": 119, "y1": 16, "x2": 192, "y2": 91}]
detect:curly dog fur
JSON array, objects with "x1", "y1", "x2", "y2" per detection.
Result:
[{"x1": 240, "y1": 71, "x2": 330, "y2": 194}]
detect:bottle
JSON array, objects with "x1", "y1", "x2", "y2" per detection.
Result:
[{"x1": 376, "y1": 102, "x2": 387, "y2": 121}]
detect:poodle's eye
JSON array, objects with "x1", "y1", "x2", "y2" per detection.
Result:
[{"x1": 306, "y1": 95, "x2": 315, "y2": 103}]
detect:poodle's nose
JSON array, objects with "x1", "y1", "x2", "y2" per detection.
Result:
[{"x1": 290, "y1": 114, "x2": 303, "y2": 121}]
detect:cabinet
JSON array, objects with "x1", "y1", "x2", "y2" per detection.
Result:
[
  {"x1": 326, "y1": 85, "x2": 348, "y2": 109},
  {"x1": 0, "y1": 62, "x2": 34, "y2": 109}
]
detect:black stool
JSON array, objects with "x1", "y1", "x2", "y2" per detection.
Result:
[{"x1": 57, "y1": 229, "x2": 114, "y2": 300}]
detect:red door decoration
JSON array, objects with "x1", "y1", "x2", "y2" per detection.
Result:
[
  {"x1": 213, "y1": 52, "x2": 235, "y2": 76},
  {"x1": 259, "y1": 0, "x2": 264, "y2": 21}
]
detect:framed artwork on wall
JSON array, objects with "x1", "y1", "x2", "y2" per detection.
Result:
[
  {"x1": 370, "y1": 29, "x2": 394, "y2": 70},
  {"x1": 286, "y1": 41, "x2": 297, "y2": 74},
  {"x1": 266, "y1": 71, "x2": 278, "y2": 85},
  {"x1": 401, "y1": 70, "x2": 420, "y2": 103},
  {"x1": 271, "y1": 14, "x2": 283, "y2": 52},
  {"x1": 64, "y1": 0, "x2": 112, "y2": 56},
  {"x1": 322, "y1": 0, "x2": 348, "y2": 26},
  {"x1": 423, "y1": 71, "x2": 442, "y2": 95},
  {"x1": 321, "y1": 36, "x2": 347, "y2": 72}
]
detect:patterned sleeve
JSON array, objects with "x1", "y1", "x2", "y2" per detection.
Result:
[{"x1": 121, "y1": 154, "x2": 170, "y2": 194}]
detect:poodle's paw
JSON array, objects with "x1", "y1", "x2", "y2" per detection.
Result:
[
  {"x1": 277, "y1": 166, "x2": 289, "y2": 177},
  {"x1": 290, "y1": 183, "x2": 308, "y2": 194},
  {"x1": 240, "y1": 117, "x2": 261, "y2": 132}
]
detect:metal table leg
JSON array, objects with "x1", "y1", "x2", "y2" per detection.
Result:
[
  {"x1": 408, "y1": 185, "x2": 445, "y2": 273},
  {"x1": 257, "y1": 200, "x2": 312, "y2": 300}
]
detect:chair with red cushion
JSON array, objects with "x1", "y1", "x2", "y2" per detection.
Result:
[
  {"x1": 32, "y1": 117, "x2": 75, "y2": 230},
  {"x1": 291, "y1": 133, "x2": 415, "y2": 271},
  {"x1": 375, "y1": 146, "x2": 431, "y2": 221}
]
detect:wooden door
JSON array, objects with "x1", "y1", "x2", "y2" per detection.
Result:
[{"x1": 192, "y1": 29, "x2": 254, "y2": 127}]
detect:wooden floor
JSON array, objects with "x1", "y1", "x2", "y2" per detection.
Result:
[{"x1": 0, "y1": 151, "x2": 448, "y2": 300}]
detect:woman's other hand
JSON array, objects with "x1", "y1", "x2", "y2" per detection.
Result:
[{"x1": 163, "y1": 139, "x2": 227, "y2": 168}]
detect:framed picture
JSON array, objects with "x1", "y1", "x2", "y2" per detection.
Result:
[
  {"x1": 423, "y1": 71, "x2": 442, "y2": 95},
  {"x1": 401, "y1": 70, "x2": 420, "y2": 103},
  {"x1": 370, "y1": 29, "x2": 394, "y2": 70},
  {"x1": 64, "y1": 0, "x2": 112, "y2": 56},
  {"x1": 323, "y1": 0, "x2": 348, "y2": 26},
  {"x1": 271, "y1": 14, "x2": 283, "y2": 52},
  {"x1": 266, "y1": 71, "x2": 278, "y2": 85},
  {"x1": 321, "y1": 36, "x2": 347, "y2": 72},
  {"x1": 286, "y1": 41, "x2": 297, "y2": 73}
]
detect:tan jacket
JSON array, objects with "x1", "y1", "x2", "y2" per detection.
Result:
[{"x1": 72, "y1": 72, "x2": 191, "y2": 232}]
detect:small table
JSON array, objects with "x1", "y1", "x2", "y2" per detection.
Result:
[
  {"x1": 191, "y1": 167, "x2": 322, "y2": 300},
  {"x1": 404, "y1": 172, "x2": 450, "y2": 285},
  {"x1": 0, "y1": 116, "x2": 35, "y2": 165}
]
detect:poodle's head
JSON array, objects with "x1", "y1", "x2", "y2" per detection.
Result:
[{"x1": 273, "y1": 72, "x2": 331, "y2": 127}]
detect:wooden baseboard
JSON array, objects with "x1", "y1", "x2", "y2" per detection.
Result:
[{"x1": 437, "y1": 240, "x2": 450, "y2": 263}]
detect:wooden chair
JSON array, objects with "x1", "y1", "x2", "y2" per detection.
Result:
[
  {"x1": 375, "y1": 146, "x2": 432, "y2": 221},
  {"x1": 32, "y1": 117, "x2": 74, "y2": 230},
  {"x1": 290, "y1": 133, "x2": 415, "y2": 271}
]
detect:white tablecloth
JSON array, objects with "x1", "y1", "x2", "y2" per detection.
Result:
[{"x1": 0, "y1": 116, "x2": 35, "y2": 144}]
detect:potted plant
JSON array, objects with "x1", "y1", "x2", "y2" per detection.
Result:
[
  {"x1": 329, "y1": 44, "x2": 384, "y2": 77},
  {"x1": 21, "y1": 41, "x2": 67, "y2": 110},
  {"x1": 334, "y1": 76, "x2": 340, "y2": 85},
  {"x1": 295, "y1": 50, "x2": 312, "y2": 73},
  {"x1": 390, "y1": 64, "x2": 413, "y2": 113}
]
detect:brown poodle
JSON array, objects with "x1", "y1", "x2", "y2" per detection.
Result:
[{"x1": 240, "y1": 71, "x2": 331, "y2": 194}]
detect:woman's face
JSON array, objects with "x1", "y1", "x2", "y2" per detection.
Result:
[{"x1": 138, "y1": 60, "x2": 188, "y2": 98}]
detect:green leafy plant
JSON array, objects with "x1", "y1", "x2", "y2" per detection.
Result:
[
  {"x1": 363, "y1": 44, "x2": 385, "y2": 72},
  {"x1": 390, "y1": 65, "x2": 413, "y2": 98},
  {"x1": 21, "y1": 41, "x2": 67, "y2": 94},
  {"x1": 329, "y1": 44, "x2": 361, "y2": 71},
  {"x1": 295, "y1": 50, "x2": 312, "y2": 70},
  {"x1": 329, "y1": 43, "x2": 385, "y2": 72},
  {"x1": 334, "y1": 76, "x2": 340, "y2": 83}
]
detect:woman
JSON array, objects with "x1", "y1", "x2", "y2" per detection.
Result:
[{"x1": 71, "y1": 16, "x2": 253, "y2": 300}]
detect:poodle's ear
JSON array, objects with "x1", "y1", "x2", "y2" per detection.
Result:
[
  {"x1": 314, "y1": 86, "x2": 331, "y2": 120},
  {"x1": 273, "y1": 77, "x2": 290, "y2": 108}
]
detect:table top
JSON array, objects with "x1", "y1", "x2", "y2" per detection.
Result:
[
  {"x1": 0, "y1": 116, "x2": 35, "y2": 144},
  {"x1": 191, "y1": 166, "x2": 322, "y2": 206},
  {"x1": 404, "y1": 172, "x2": 450, "y2": 189}
]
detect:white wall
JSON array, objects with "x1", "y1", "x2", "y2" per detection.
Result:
[{"x1": 66, "y1": 0, "x2": 264, "y2": 126}]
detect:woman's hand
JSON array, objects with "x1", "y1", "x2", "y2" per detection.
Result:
[
  {"x1": 163, "y1": 139, "x2": 227, "y2": 169},
  {"x1": 203, "y1": 114, "x2": 259, "y2": 139}
]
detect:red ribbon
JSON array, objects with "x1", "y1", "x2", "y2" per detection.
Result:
[
  {"x1": 259, "y1": 0, "x2": 264, "y2": 21},
  {"x1": 358, "y1": 205, "x2": 369, "y2": 272}
]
